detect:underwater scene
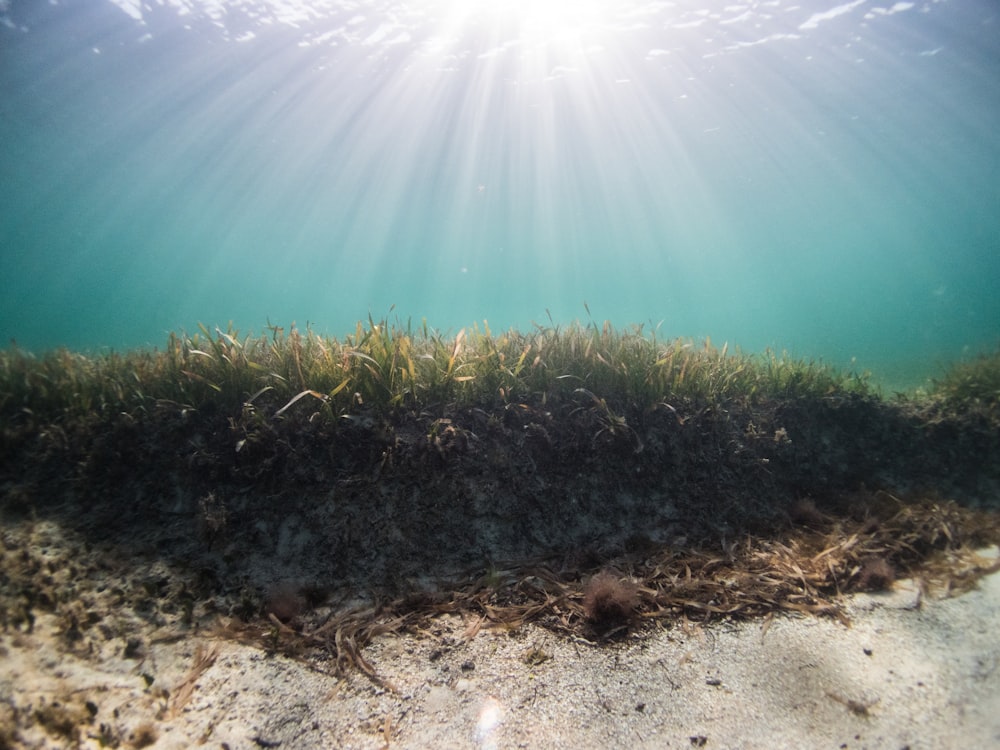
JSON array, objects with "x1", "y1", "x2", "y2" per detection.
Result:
[
  {"x1": 2, "y1": 2, "x2": 1000, "y2": 749},
  {"x1": 1, "y1": 0, "x2": 998, "y2": 390}
]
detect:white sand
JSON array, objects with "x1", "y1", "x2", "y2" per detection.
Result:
[{"x1": 4, "y1": 558, "x2": 999, "y2": 749}]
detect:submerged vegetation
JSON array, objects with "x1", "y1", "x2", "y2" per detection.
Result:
[
  {"x1": 0, "y1": 318, "x2": 878, "y2": 422},
  {"x1": 927, "y1": 349, "x2": 1000, "y2": 416},
  {"x1": 1, "y1": 318, "x2": 999, "y2": 677},
  {"x1": 2, "y1": 316, "x2": 998, "y2": 519},
  {"x1": 3, "y1": 318, "x2": 996, "y2": 425},
  {"x1": 1, "y1": 317, "x2": 998, "y2": 536}
]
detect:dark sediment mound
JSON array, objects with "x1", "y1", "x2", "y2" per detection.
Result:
[{"x1": 2, "y1": 382, "x2": 996, "y2": 593}]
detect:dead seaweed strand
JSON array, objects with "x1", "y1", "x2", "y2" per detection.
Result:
[
  {"x1": 169, "y1": 643, "x2": 220, "y2": 718},
  {"x1": 233, "y1": 496, "x2": 1000, "y2": 681}
]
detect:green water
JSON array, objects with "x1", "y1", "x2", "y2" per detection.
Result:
[{"x1": 2, "y1": 1, "x2": 998, "y2": 391}]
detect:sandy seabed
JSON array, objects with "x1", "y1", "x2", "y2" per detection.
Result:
[{"x1": 3, "y1": 532, "x2": 999, "y2": 750}]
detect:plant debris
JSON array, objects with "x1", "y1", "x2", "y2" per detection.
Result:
[{"x1": 223, "y1": 493, "x2": 1000, "y2": 677}]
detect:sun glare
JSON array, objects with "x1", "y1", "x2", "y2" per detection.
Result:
[
  {"x1": 512, "y1": 0, "x2": 606, "y2": 40},
  {"x1": 456, "y1": 0, "x2": 610, "y2": 45}
]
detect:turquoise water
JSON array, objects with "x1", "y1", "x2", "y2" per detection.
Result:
[{"x1": 1, "y1": 1, "x2": 998, "y2": 391}]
